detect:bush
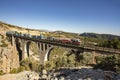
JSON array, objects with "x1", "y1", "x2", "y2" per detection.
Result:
[
  {"x1": 94, "y1": 55, "x2": 120, "y2": 72},
  {"x1": 25, "y1": 65, "x2": 30, "y2": 71},
  {"x1": 38, "y1": 65, "x2": 44, "y2": 72},
  {"x1": 45, "y1": 62, "x2": 51, "y2": 70},
  {"x1": 10, "y1": 66, "x2": 25, "y2": 73},
  {"x1": 0, "y1": 43, "x2": 8, "y2": 47},
  {"x1": 0, "y1": 40, "x2": 8, "y2": 47},
  {"x1": 20, "y1": 58, "x2": 42, "y2": 71},
  {"x1": 115, "y1": 65, "x2": 120, "y2": 74},
  {"x1": 0, "y1": 70, "x2": 4, "y2": 75},
  {"x1": 10, "y1": 68, "x2": 18, "y2": 73},
  {"x1": 17, "y1": 66, "x2": 25, "y2": 72}
]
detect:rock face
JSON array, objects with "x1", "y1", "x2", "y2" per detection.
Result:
[
  {"x1": 0, "y1": 22, "x2": 20, "y2": 73},
  {"x1": 0, "y1": 68, "x2": 120, "y2": 80},
  {"x1": 0, "y1": 45, "x2": 20, "y2": 73},
  {"x1": 0, "y1": 21, "x2": 47, "y2": 73},
  {"x1": 47, "y1": 68, "x2": 120, "y2": 80}
]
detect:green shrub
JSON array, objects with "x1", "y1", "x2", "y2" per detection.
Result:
[
  {"x1": 10, "y1": 68, "x2": 18, "y2": 73},
  {"x1": 0, "y1": 34, "x2": 4, "y2": 39},
  {"x1": 30, "y1": 62, "x2": 40, "y2": 71},
  {"x1": 25, "y1": 65, "x2": 30, "y2": 71},
  {"x1": 0, "y1": 40, "x2": 8, "y2": 47},
  {"x1": 20, "y1": 58, "x2": 30, "y2": 66},
  {"x1": 94, "y1": 55, "x2": 120, "y2": 72},
  {"x1": 0, "y1": 70, "x2": 4, "y2": 75},
  {"x1": 37, "y1": 65, "x2": 44, "y2": 72},
  {"x1": 115, "y1": 65, "x2": 120, "y2": 74},
  {"x1": 0, "y1": 43, "x2": 8, "y2": 47},
  {"x1": 20, "y1": 58, "x2": 42, "y2": 71},
  {"x1": 10, "y1": 66, "x2": 26, "y2": 73},
  {"x1": 17, "y1": 66, "x2": 25, "y2": 72}
]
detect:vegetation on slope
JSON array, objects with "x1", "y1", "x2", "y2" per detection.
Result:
[
  {"x1": 0, "y1": 34, "x2": 8, "y2": 47},
  {"x1": 99, "y1": 38, "x2": 120, "y2": 49},
  {"x1": 80, "y1": 32, "x2": 120, "y2": 40},
  {"x1": 1, "y1": 21, "x2": 120, "y2": 74},
  {"x1": 94, "y1": 54, "x2": 120, "y2": 73}
]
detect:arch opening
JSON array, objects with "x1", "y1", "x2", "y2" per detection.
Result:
[
  {"x1": 44, "y1": 47, "x2": 54, "y2": 61},
  {"x1": 15, "y1": 38, "x2": 22, "y2": 61},
  {"x1": 26, "y1": 41, "x2": 31, "y2": 57}
]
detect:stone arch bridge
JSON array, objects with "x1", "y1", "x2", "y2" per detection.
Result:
[{"x1": 6, "y1": 33, "x2": 120, "y2": 64}]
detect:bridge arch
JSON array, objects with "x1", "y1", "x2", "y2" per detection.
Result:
[
  {"x1": 15, "y1": 38, "x2": 33, "y2": 61},
  {"x1": 44, "y1": 47, "x2": 54, "y2": 61}
]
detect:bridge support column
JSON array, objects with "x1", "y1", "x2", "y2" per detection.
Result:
[
  {"x1": 21, "y1": 40, "x2": 28, "y2": 61},
  {"x1": 43, "y1": 44, "x2": 46, "y2": 52},
  {"x1": 38, "y1": 43, "x2": 53, "y2": 64},
  {"x1": 11, "y1": 35, "x2": 17, "y2": 51},
  {"x1": 11, "y1": 35, "x2": 15, "y2": 46}
]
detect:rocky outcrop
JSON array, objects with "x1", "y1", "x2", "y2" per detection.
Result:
[
  {"x1": 0, "y1": 22, "x2": 20, "y2": 73},
  {"x1": 0, "y1": 21, "x2": 44, "y2": 73},
  {"x1": 0, "y1": 45, "x2": 19, "y2": 73},
  {"x1": 1, "y1": 68, "x2": 120, "y2": 80},
  {"x1": 46, "y1": 68, "x2": 120, "y2": 80}
]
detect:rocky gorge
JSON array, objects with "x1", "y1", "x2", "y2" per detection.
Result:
[
  {"x1": 1, "y1": 21, "x2": 120, "y2": 80},
  {"x1": 0, "y1": 21, "x2": 44, "y2": 73},
  {"x1": 0, "y1": 22, "x2": 20, "y2": 73},
  {"x1": 1, "y1": 67, "x2": 120, "y2": 80}
]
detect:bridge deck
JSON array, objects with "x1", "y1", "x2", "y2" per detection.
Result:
[{"x1": 6, "y1": 34, "x2": 120, "y2": 54}]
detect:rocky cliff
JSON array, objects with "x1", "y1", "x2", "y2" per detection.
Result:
[
  {"x1": 0, "y1": 22, "x2": 20, "y2": 73},
  {"x1": 0, "y1": 45, "x2": 19, "y2": 73},
  {"x1": 0, "y1": 21, "x2": 49, "y2": 73}
]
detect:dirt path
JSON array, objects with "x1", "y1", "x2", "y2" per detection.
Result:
[{"x1": 0, "y1": 71, "x2": 32, "y2": 80}]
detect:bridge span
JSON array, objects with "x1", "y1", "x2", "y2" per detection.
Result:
[{"x1": 6, "y1": 33, "x2": 120, "y2": 64}]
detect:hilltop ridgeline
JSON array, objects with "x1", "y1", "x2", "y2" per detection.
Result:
[{"x1": 80, "y1": 33, "x2": 120, "y2": 40}]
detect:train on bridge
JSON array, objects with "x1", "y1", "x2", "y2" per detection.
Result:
[{"x1": 6, "y1": 31, "x2": 81, "y2": 45}]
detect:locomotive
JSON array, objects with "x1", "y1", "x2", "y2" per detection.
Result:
[{"x1": 59, "y1": 38, "x2": 80, "y2": 45}]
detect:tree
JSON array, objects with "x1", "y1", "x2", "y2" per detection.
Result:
[
  {"x1": 94, "y1": 55, "x2": 120, "y2": 72},
  {"x1": 99, "y1": 38, "x2": 120, "y2": 49}
]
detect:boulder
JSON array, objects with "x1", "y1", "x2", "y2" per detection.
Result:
[
  {"x1": 41, "y1": 74, "x2": 47, "y2": 79},
  {"x1": 42, "y1": 69, "x2": 47, "y2": 75}
]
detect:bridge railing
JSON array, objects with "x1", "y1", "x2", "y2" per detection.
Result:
[{"x1": 82, "y1": 44, "x2": 120, "y2": 53}]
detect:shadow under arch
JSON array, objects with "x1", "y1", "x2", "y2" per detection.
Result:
[
  {"x1": 26, "y1": 41, "x2": 31, "y2": 57},
  {"x1": 44, "y1": 47, "x2": 54, "y2": 61},
  {"x1": 15, "y1": 38, "x2": 22, "y2": 61}
]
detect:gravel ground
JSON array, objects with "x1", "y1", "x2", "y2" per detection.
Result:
[
  {"x1": 1, "y1": 67, "x2": 120, "y2": 80},
  {"x1": 0, "y1": 71, "x2": 39, "y2": 80}
]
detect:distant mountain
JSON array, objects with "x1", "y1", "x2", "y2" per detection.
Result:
[{"x1": 80, "y1": 33, "x2": 120, "y2": 40}]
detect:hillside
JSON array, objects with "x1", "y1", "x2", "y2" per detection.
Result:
[
  {"x1": 0, "y1": 21, "x2": 50, "y2": 73},
  {"x1": 0, "y1": 22, "x2": 20, "y2": 73},
  {"x1": 80, "y1": 33, "x2": 120, "y2": 40},
  {"x1": 1, "y1": 21, "x2": 120, "y2": 73},
  {"x1": 0, "y1": 21, "x2": 47, "y2": 36}
]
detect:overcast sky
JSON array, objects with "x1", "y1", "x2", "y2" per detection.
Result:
[{"x1": 0, "y1": 0, "x2": 120, "y2": 35}]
